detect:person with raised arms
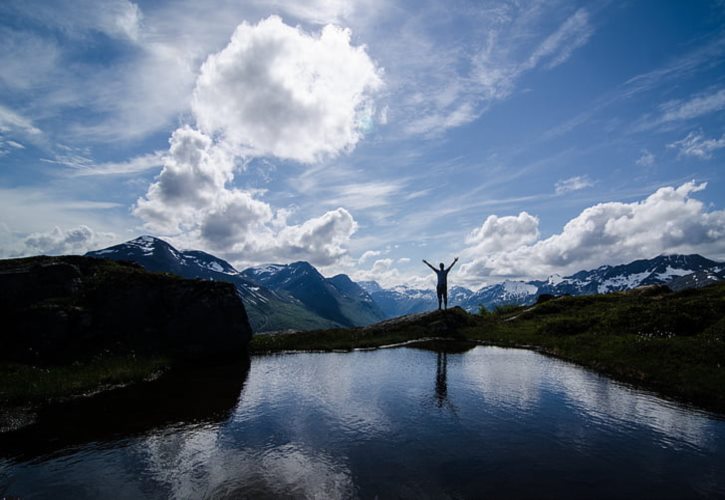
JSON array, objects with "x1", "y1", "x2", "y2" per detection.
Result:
[{"x1": 422, "y1": 257, "x2": 458, "y2": 310}]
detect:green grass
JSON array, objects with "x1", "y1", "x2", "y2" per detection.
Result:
[
  {"x1": 250, "y1": 308, "x2": 474, "y2": 353},
  {"x1": 0, "y1": 354, "x2": 171, "y2": 406},
  {"x1": 251, "y1": 284, "x2": 725, "y2": 413}
]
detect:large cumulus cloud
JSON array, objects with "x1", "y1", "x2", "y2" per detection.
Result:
[
  {"x1": 134, "y1": 16, "x2": 382, "y2": 267},
  {"x1": 459, "y1": 181, "x2": 725, "y2": 283},
  {"x1": 134, "y1": 127, "x2": 358, "y2": 266},
  {"x1": 192, "y1": 15, "x2": 382, "y2": 163}
]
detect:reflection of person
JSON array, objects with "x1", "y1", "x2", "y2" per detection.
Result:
[
  {"x1": 435, "y1": 351, "x2": 447, "y2": 408},
  {"x1": 423, "y1": 257, "x2": 458, "y2": 310}
]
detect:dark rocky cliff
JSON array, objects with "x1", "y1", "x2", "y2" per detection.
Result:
[{"x1": 0, "y1": 256, "x2": 252, "y2": 364}]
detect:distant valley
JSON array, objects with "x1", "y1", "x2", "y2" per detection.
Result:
[{"x1": 87, "y1": 236, "x2": 725, "y2": 332}]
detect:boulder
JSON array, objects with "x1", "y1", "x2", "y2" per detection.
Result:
[{"x1": 0, "y1": 256, "x2": 253, "y2": 364}]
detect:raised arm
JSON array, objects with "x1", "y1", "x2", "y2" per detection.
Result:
[
  {"x1": 422, "y1": 259, "x2": 436, "y2": 271},
  {"x1": 446, "y1": 257, "x2": 459, "y2": 272}
]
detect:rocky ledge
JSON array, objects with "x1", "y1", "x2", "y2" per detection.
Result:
[{"x1": 0, "y1": 256, "x2": 253, "y2": 364}]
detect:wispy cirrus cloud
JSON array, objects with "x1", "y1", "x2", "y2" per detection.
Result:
[
  {"x1": 0, "y1": 103, "x2": 41, "y2": 136},
  {"x1": 636, "y1": 149, "x2": 655, "y2": 166},
  {"x1": 397, "y1": 4, "x2": 594, "y2": 136},
  {"x1": 540, "y1": 34, "x2": 725, "y2": 143},
  {"x1": 668, "y1": 130, "x2": 725, "y2": 159},
  {"x1": 44, "y1": 150, "x2": 165, "y2": 176},
  {"x1": 554, "y1": 175, "x2": 594, "y2": 194},
  {"x1": 636, "y1": 87, "x2": 725, "y2": 131}
]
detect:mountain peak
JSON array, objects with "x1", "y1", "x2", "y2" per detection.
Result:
[
  {"x1": 122, "y1": 235, "x2": 184, "y2": 256},
  {"x1": 288, "y1": 261, "x2": 318, "y2": 273},
  {"x1": 358, "y1": 280, "x2": 383, "y2": 294}
]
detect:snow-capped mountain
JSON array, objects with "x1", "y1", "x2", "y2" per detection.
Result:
[
  {"x1": 89, "y1": 235, "x2": 237, "y2": 278},
  {"x1": 87, "y1": 236, "x2": 341, "y2": 332},
  {"x1": 89, "y1": 238, "x2": 723, "y2": 326},
  {"x1": 463, "y1": 280, "x2": 539, "y2": 312},
  {"x1": 241, "y1": 263, "x2": 385, "y2": 327},
  {"x1": 358, "y1": 280, "x2": 383, "y2": 294},
  {"x1": 360, "y1": 283, "x2": 473, "y2": 317},
  {"x1": 362, "y1": 254, "x2": 723, "y2": 315},
  {"x1": 449, "y1": 285, "x2": 474, "y2": 304},
  {"x1": 458, "y1": 254, "x2": 724, "y2": 312},
  {"x1": 537, "y1": 254, "x2": 721, "y2": 296},
  {"x1": 668, "y1": 268, "x2": 725, "y2": 292}
]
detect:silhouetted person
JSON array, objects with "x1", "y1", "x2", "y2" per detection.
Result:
[{"x1": 423, "y1": 257, "x2": 458, "y2": 310}]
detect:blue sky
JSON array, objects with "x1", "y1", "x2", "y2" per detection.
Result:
[{"x1": 1, "y1": 0, "x2": 724, "y2": 288}]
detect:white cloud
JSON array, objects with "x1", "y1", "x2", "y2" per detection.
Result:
[
  {"x1": 133, "y1": 16, "x2": 384, "y2": 267},
  {"x1": 45, "y1": 151, "x2": 164, "y2": 176},
  {"x1": 400, "y1": 5, "x2": 594, "y2": 136},
  {"x1": 275, "y1": 208, "x2": 358, "y2": 264},
  {"x1": 352, "y1": 258, "x2": 401, "y2": 287},
  {"x1": 0, "y1": 104, "x2": 42, "y2": 136},
  {"x1": 0, "y1": 1, "x2": 200, "y2": 144},
  {"x1": 0, "y1": 136, "x2": 26, "y2": 156},
  {"x1": 192, "y1": 15, "x2": 383, "y2": 163},
  {"x1": 358, "y1": 249, "x2": 381, "y2": 263},
  {"x1": 3, "y1": 0, "x2": 142, "y2": 42},
  {"x1": 464, "y1": 212, "x2": 540, "y2": 254},
  {"x1": 398, "y1": 257, "x2": 411, "y2": 264},
  {"x1": 14, "y1": 225, "x2": 116, "y2": 257},
  {"x1": 134, "y1": 127, "x2": 359, "y2": 267},
  {"x1": 638, "y1": 87, "x2": 725, "y2": 131},
  {"x1": 521, "y1": 8, "x2": 592, "y2": 72},
  {"x1": 0, "y1": 187, "x2": 129, "y2": 257},
  {"x1": 323, "y1": 181, "x2": 405, "y2": 210},
  {"x1": 636, "y1": 149, "x2": 655, "y2": 166},
  {"x1": 667, "y1": 131, "x2": 725, "y2": 159},
  {"x1": 554, "y1": 175, "x2": 594, "y2": 194},
  {"x1": 0, "y1": 27, "x2": 61, "y2": 92},
  {"x1": 459, "y1": 181, "x2": 725, "y2": 284},
  {"x1": 659, "y1": 88, "x2": 725, "y2": 124}
]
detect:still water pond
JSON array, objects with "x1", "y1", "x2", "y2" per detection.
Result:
[{"x1": 2, "y1": 345, "x2": 725, "y2": 499}]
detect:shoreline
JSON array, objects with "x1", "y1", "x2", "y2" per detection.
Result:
[{"x1": 3, "y1": 283, "x2": 724, "y2": 429}]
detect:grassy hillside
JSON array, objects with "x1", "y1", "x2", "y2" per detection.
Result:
[{"x1": 251, "y1": 283, "x2": 725, "y2": 413}]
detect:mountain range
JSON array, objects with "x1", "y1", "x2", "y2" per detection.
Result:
[
  {"x1": 86, "y1": 236, "x2": 385, "y2": 332},
  {"x1": 87, "y1": 236, "x2": 724, "y2": 330}
]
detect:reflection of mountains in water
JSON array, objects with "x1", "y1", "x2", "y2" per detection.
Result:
[{"x1": 0, "y1": 360, "x2": 250, "y2": 461}]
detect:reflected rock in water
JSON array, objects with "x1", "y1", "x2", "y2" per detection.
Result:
[{"x1": 0, "y1": 359, "x2": 250, "y2": 461}]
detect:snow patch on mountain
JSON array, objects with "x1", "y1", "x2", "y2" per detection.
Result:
[
  {"x1": 655, "y1": 266, "x2": 694, "y2": 281},
  {"x1": 597, "y1": 271, "x2": 651, "y2": 293},
  {"x1": 129, "y1": 235, "x2": 156, "y2": 255},
  {"x1": 501, "y1": 280, "x2": 538, "y2": 296}
]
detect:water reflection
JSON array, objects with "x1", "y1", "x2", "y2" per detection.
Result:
[
  {"x1": 2, "y1": 346, "x2": 725, "y2": 499},
  {"x1": 435, "y1": 351, "x2": 448, "y2": 408},
  {"x1": 0, "y1": 360, "x2": 250, "y2": 461}
]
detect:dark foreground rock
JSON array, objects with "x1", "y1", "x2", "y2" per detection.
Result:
[{"x1": 0, "y1": 256, "x2": 253, "y2": 364}]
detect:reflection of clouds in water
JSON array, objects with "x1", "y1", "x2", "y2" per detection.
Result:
[
  {"x1": 546, "y1": 361, "x2": 714, "y2": 449},
  {"x1": 10, "y1": 425, "x2": 354, "y2": 498},
  {"x1": 140, "y1": 424, "x2": 222, "y2": 497},
  {"x1": 139, "y1": 427, "x2": 353, "y2": 498},
  {"x1": 459, "y1": 347, "x2": 545, "y2": 411},
  {"x1": 461, "y1": 346, "x2": 715, "y2": 449},
  {"x1": 6, "y1": 347, "x2": 725, "y2": 498},
  {"x1": 235, "y1": 351, "x2": 405, "y2": 435}
]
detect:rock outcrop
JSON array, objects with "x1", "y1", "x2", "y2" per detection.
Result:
[{"x1": 0, "y1": 256, "x2": 252, "y2": 364}]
